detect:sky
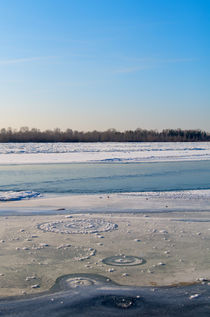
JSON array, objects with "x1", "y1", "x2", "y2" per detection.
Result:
[{"x1": 0, "y1": 0, "x2": 209, "y2": 132}]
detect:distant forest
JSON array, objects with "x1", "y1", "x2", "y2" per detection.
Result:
[{"x1": 0, "y1": 127, "x2": 209, "y2": 142}]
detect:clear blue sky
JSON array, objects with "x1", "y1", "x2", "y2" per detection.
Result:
[{"x1": 0, "y1": 0, "x2": 209, "y2": 131}]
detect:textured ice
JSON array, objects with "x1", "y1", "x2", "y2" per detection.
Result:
[
  {"x1": 0, "y1": 191, "x2": 40, "y2": 201},
  {"x1": 0, "y1": 142, "x2": 210, "y2": 164}
]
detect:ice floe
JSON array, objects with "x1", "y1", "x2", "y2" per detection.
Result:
[{"x1": 0, "y1": 191, "x2": 40, "y2": 201}]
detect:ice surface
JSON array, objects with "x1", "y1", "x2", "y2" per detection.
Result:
[{"x1": 0, "y1": 142, "x2": 210, "y2": 164}]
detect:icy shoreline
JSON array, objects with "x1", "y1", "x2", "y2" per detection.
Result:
[
  {"x1": 1, "y1": 189, "x2": 210, "y2": 202},
  {"x1": 1, "y1": 189, "x2": 210, "y2": 214}
]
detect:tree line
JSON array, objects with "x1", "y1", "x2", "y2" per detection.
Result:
[{"x1": 0, "y1": 127, "x2": 209, "y2": 142}]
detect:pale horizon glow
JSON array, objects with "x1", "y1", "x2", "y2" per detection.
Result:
[{"x1": 0, "y1": 0, "x2": 209, "y2": 132}]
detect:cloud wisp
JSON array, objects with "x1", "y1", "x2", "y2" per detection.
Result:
[
  {"x1": 0, "y1": 56, "x2": 53, "y2": 66},
  {"x1": 114, "y1": 57, "x2": 196, "y2": 74}
]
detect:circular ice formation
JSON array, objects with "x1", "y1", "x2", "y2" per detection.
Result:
[
  {"x1": 113, "y1": 297, "x2": 134, "y2": 309},
  {"x1": 38, "y1": 218, "x2": 118, "y2": 234},
  {"x1": 65, "y1": 277, "x2": 95, "y2": 288},
  {"x1": 102, "y1": 295, "x2": 138, "y2": 309},
  {"x1": 102, "y1": 255, "x2": 145, "y2": 266}
]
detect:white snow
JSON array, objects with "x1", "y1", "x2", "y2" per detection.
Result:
[
  {"x1": 0, "y1": 142, "x2": 210, "y2": 164},
  {"x1": 0, "y1": 191, "x2": 40, "y2": 201}
]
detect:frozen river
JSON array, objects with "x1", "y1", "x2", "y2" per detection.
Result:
[{"x1": 0, "y1": 142, "x2": 209, "y2": 316}]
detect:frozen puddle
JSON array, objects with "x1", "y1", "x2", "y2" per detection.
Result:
[
  {"x1": 103, "y1": 255, "x2": 145, "y2": 266},
  {"x1": 38, "y1": 218, "x2": 118, "y2": 234}
]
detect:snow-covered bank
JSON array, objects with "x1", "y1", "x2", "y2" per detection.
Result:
[{"x1": 0, "y1": 142, "x2": 210, "y2": 164}]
